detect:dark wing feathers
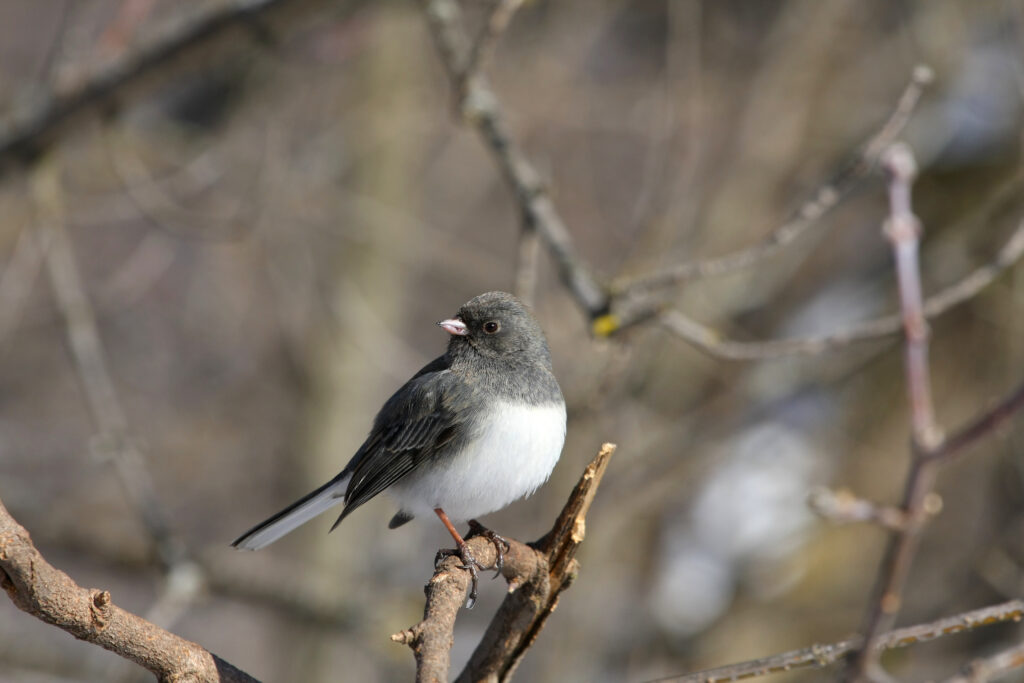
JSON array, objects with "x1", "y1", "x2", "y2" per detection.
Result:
[{"x1": 331, "y1": 356, "x2": 466, "y2": 527}]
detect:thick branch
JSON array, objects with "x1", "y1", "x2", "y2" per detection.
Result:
[
  {"x1": 0, "y1": 497, "x2": 258, "y2": 683},
  {"x1": 391, "y1": 443, "x2": 616, "y2": 683}
]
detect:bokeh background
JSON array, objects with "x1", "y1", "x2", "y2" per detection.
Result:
[{"x1": 1, "y1": 1, "x2": 1023, "y2": 681}]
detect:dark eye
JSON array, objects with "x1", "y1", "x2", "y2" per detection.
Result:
[{"x1": 483, "y1": 321, "x2": 500, "y2": 334}]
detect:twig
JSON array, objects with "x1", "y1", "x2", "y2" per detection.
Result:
[
  {"x1": 611, "y1": 65, "x2": 934, "y2": 297},
  {"x1": 0, "y1": 227, "x2": 47, "y2": 344},
  {"x1": 941, "y1": 640, "x2": 1024, "y2": 683},
  {"x1": 30, "y1": 153, "x2": 185, "y2": 571},
  {"x1": 391, "y1": 443, "x2": 616, "y2": 683},
  {"x1": 458, "y1": 0, "x2": 524, "y2": 97},
  {"x1": 847, "y1": 143, "x2": 939, "y2": 682},
  {"x1": 807, "y1": 487, "x2": 941, "y2": 532},
  {"x1": 419, "y1": 0, "x2": 608, "y2": 317},
  {"x1": 927, "y1": 378, "x2": 1024, "y2": 465},
  {"x1": 653, "y1": 215, "x2": 1024, "y2": 360},
  {"x1": 514, "y1": 227, "x2": 541, "y2": 308},
  {"x1": 647, "y1": 599, "x2": 1024, "y2": 683},
  {"x1": 0, "y1": 497, "x2": 259, "y2": 683},
  {"x1": 0, "y1": 0, "x2": 321, "y2": 175},
  {"x1": 417, "y1": 1, "x2": 1024, "y2": 364}
]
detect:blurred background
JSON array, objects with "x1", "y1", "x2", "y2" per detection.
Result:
[{"x1": 1, "y1": 1, "x2": 1023, "y2": 681}]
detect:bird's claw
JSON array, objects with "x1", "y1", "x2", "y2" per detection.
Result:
[
  {"x1": 434, "y1": 521, "x2": 511, "y2": 608},
  {"x1": 435, "y1": 543, "x2": 484, "y2": 608},
  {"x1": 466, "y1": 519, "x2": 511, "y2": 578}
]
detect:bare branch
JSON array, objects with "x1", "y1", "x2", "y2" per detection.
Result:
[
  {"x1": 612, "y1": 65, "x2": 934, "y2": 297},
  {"x1": 391, "y1": 443, "x2": 616, "y2": 683},
  {"x1": 653, "y1": 215, "x2": 1024, "y2": 360},
  {"x1": 514, "y1": 226, "x2": 541, "y2": 309},
  {"x1": 847, "y1": 143, "x2": 940, "y2": 682},
  {"x1": 30, "y1": 153, "x2": 185, "y2": 571},
  {"x1": 0, "y1": 0, "x2": 329, "y2": 176},
  {"x1": 807, "y1": 487, "x2": 942, "y2": 532},
  {"x1": 419, "y1": 0, "x2": 608, "y2": 317},
  {"x1": 941, "y1": 641, "x2": 1024, "y2": 683},
  {"x1": 927, "y1": 377, "x2": 1024, "y2": 465},
  {"x1": 0, "y1": 497, "x2": 259, "y2": 683},
  {"x1": 650, "y1": 599, "x2": 1024, "y2": 683},
  {"x1": 0, "y1": 227, "x2": 46, "y2": 344},
  {"x1": 459, "y1": 0, "x2": 524, "y2": 93}
]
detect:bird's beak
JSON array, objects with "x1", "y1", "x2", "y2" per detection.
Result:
[{"x1": 438, "y1": 318, "x2": 468, "y2": 336}]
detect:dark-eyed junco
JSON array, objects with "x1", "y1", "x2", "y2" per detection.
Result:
[{"x1": 232, "y1": 291, "x2": 566, "y2": 606}]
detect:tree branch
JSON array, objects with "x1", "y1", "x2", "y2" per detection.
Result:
[
  {"x1": 419, "y1": 2, "x2": 1023, "y2": 366},
  {"x1": 651, "y1": 599, "x2": 1024, "y2": 683},
  {"x1": 419, "y1": 0, "x2": 608, "y2": 317},
  {"x1": 654, "y1": 214, "x2": 1024, "y2": 360},
  {"x1": 30, "y1": 152, "x2": 185, "y2": 571},
  {"x1": 458, "y1": 0, "x2": 524, "y2": 96},
  {"x1": 941, "y1": 640, "x2": 1024, "y2": 683},
  {"x1": 612, "y1": 65, "x2": 934, "y2": 297},
  {"x1": 0, "y1": 496, "x2": 259, "y2": 683},
  {"x1": 845, "y1": 143, "x2": 939, "y2": 682},
  {"x1": 391, "y1": 442, "x2": 616, "y2": 683},
  {"x1": 0, "y1": 0, "x2": 327, "y2": 176}
]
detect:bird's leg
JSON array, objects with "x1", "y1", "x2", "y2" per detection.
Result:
[
  {"x1": 466, "y1": 519, "x2": 511, "y2": 576},
  {"x1": 433, "y1": 507, "x2": 482, "y2": 609}
]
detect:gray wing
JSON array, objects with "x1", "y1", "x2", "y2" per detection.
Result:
[{"x1": 331, "y1": 357, "x2": 465, "y2": 528}]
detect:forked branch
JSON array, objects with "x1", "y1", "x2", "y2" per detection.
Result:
[{"x1": 391, "y1": 443, "x2": 616, "y2": 683}]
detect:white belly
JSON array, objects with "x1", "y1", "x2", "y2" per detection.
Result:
[{"x1": 391, "y1": 401, "x2": 566, "y2": 521}]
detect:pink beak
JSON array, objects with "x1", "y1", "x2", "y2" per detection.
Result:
[{"x1": 438, "y1": 318, "x2": 468, "y2": 336}]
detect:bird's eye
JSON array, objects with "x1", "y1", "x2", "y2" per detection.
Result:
[{"x1": 483, "y1": 321, "x2": 500, "y2": 334}]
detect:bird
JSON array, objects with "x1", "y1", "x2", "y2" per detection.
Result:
[{"x1": 232, "y1": 291, "x2": 566, "y2": 606}]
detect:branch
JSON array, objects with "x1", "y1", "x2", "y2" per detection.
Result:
[
  {"x1": 847, "y1": 143, "x2": 940, "y2": 682},
  {"x1": 0, "y1": 227, "x2": 46, "y2": 345},
  {"x1": 807, "y1": 487, "x2": 941, "y2": 532},
  {"x1": 612, "y1": 65, "x2": 934, "y2": 297},
  {"x1": 941, "y1": 641, "x2": 1024, "y2": 683},
  {"x1": 514, "y1": 227, "x2": 541, "y2": 309},
  {"x1": 419, "y1": 0, "x2": 608, "y2": 317},
  {"x1": 30, "y1": 152, "x2": 185, "y2": 571},
  {"x1": 651, "y1": 599, "x2": 1024, "y2": 683},
  {"x1": 391, "y1": 443, "x2": 616, "y2": 683},
  {"x1": 458, "y1": 0, "x2": 524, "y2": 97},
  {"x1": 0, "y1": 0, "x2": 325, "y2": 176},
  {"x1": 653, "y1": 214, "x2": 1024, "y2": 360},
  {"x1": 418, "y1": 2, "x2": 1023, "y2": 364},
  {"x1": 927, "y1": 377, "x2": 1024, "y2": 465},
  {"x1": 0, "y1": 497, "x2": 259, "y2": 683}
]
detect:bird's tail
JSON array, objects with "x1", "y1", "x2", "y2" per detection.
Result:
[{"x1": 231, "y1": 473, "x2": 351, "y2": 550}]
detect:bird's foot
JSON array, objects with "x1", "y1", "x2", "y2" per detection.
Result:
[
  {"x1": 466, "y1": 519, "x2": 511, "y2": 577},
  {"x1": 435, "y1": 542, "x2": 485, "y2": 609}
]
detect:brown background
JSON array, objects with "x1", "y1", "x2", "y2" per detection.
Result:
[{"x1": 1, "y1": 1, "x2": 1022, "y2": 681}]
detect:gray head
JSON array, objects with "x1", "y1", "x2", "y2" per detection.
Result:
[{"x1": 438, "y1": 291, "x2": 552, "y2": 367}]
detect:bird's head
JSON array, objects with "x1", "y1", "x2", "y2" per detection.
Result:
[{"x1": 439, "y1": 291, "x2": 551, "y2": 366}]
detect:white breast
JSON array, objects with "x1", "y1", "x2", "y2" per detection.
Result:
[{"x1": 391, "y1": 401, "x2": 567, "y2": 521}]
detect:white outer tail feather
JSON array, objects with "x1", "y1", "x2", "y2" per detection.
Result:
[{"x1": 233, "y1": 475, "x2": 350, "y2": 550}]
